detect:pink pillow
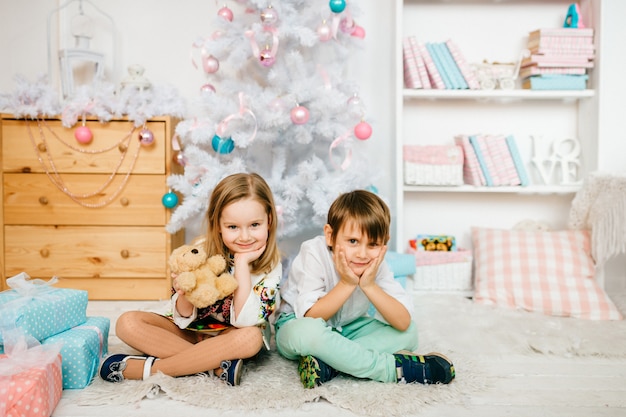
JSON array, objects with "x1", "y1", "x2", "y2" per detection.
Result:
[{"x1": 472, "y1": 227, "x2": 622, "y2": 320}]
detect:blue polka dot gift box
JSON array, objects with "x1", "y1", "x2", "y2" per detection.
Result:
[
  {"x1": 42, "y1": 316, "x2": 110, "y2": 389},
  {"x1": 0, "y1": 273, "x2": 88, "y2": 351}
]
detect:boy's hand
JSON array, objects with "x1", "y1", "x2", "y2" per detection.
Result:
[
  {"x1": 333, "y1": 246, "x2": 359, "y2": 287},
  {"x1": 359, "y1": 245, "x2": 387, "y2": 289}
]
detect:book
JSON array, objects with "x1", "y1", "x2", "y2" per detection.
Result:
[
  {"x1": 402, "y1": 37, "x2": 422, "y2": 89},
  {"x1": 427, "y1": 42, "x2": 453, "y2": 89},
  {"x1": 519, "y1": 66, "x2": 586, "y2": 79},
  {"x1": 445, "y1": 39, "x2": 480, "y2": 90},
  {"x1": 528, "y1": 45, "x2": 595, "y2": 56},
  {"x1": 522, "y1": 74, "x2": 588, "y2": 90},
  {"x1": 528, "y1": 27, "x2": 594, "y2": 39},
  {"x1": 437, "y1": 42, "x2": 468, "y2": 89},
  {"x1": 408, "y1": 36, "x2": 431, "y2": 89},
  {"x1": 504, "y1": 135, "x2": 530, "y2": 186},
  {"x1": 417, "y1": 42, "x2": 445, "y2": 89},
  {"x1": 521, "y1": 54, "x2": 594, "y2": 68},
  {"x1": 454, "y1": 134, "x2": 485, "y2": 186},
  {"x1": 468, "y1": 134, "x2": 495, "y2": 186},
  {"x1": 484, "y1": 134, "x2": 521, "y2": 186}
]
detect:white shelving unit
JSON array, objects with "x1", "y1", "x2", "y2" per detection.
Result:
[{"x1": 392, "y1": 0, "x2": 601, "y2": 254}]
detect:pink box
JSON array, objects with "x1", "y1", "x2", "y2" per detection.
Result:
[
  {"x1": 403, "y1": 145, "x2": 463, "y2": 186},
  {"x1": 0, "y1": 353, "x2": 63, "y2": 417}
]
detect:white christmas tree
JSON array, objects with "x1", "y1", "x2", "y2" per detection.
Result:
[{"x1": 166, "y1": 0, "x2": 376, "y2": 239}]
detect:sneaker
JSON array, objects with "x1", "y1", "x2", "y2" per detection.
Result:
[
  {"x1": 99, "y1": 354, "x2": 156, "y2": 383},
  {"x1": 298, "y1": 355, "x2": 339, "y2": 389},
  {"x1": 219, "y1": 359, "x2": 243, "y2": 386},
  {"x1": 394, "y1": 351, "x2": 455, "y2": 384}
]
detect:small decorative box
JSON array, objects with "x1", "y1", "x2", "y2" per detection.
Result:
[
  {"x1": 0, "y1": 352, "x2": 63, "y2": 417},
  {"x1": 42, "y1": 316, "x2": 110, "y2": 389},
  {"x1": 408, "y1": 248, "x2": 473, "y2": 292},
  {"x1": 0, "y1": 277, "x2": 88, "y2": 350},
  {"x1": 403, "y1": 145, "x2": 464, "y2": 186}
]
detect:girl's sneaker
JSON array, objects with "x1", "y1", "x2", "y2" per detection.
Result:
[
  {"x1": 394, "y1": 351, "x2": 455, "y2": 384},
  {"x1": 219, "y1": 359, "x2": 243, "y2": 386},
  {"x1": 298, "y1": 355, "x2": 338, "y2": 389}
]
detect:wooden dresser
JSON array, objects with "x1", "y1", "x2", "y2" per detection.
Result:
[{"x1": 0, "y1": 114, "x2": 185, "y2": 300}]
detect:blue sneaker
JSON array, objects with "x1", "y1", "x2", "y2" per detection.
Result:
[
  {"x1": 298, "y1": 355, "x2": 339, "y2": 389},
  {"x1": 394, "y1": 351, "x2": 455, "y2": 384},
  {"x1": 99, "y1": 354, "x2": 156, "y2": 382},
  {"x1": 219, "y1": 359, "x2": 243, "y2": 386}
]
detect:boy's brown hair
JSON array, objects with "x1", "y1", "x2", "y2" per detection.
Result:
[{"x1": 326, "y1": 189, "x2": 391, "y2": 246}]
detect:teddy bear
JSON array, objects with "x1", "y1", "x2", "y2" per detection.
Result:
[{"x1": 168, "y1": 244, "x2": 239, "y2": 309}]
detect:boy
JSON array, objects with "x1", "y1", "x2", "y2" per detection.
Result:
[{"x1": 275, "y1": 189, "x2": 455, "y2": 388}]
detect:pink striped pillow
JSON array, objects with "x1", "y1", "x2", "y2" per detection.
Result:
[{"x1": 472, "y1": 227, "x2": 622, "y2": 320}]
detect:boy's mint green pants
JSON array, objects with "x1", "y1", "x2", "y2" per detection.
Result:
[{"x1": 274, "y1": 313, "x2": 419, "y2": 383}]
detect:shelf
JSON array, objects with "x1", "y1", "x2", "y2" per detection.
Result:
[
  {"x1": 403, "y1": 89, "x2": 595, "y2": 101},
  {"x1": 403, "y1": 184, "x2": 581, "y2": 194}
]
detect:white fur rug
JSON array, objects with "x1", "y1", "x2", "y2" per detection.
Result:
[{"x1": 77, "y1": 293, "x2": 626, "y2": 416}]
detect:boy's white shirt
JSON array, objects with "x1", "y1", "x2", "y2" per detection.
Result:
[{"x1": 279, "y1": 235, "x2": 414, "y2": 330}]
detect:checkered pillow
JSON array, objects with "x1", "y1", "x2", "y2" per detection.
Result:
[{"x1": 472, "y1": 227, "x2": 622, "y2": 320}]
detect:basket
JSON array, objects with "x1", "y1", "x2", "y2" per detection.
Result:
[
  {"x1": 403, "y1": 145, "x2": 463, "y2": 186},
  {"x1": 408, "y1": 249, "x2": 473, "y2": 292}
]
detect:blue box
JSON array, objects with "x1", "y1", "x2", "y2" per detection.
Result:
[{"x1": 385, "y1": 251, "x2": 416, "y2": 277}]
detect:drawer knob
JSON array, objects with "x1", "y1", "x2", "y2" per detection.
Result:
[
  {"x1": 120, "y1": 249, "x2": 129, "y2": 258},
  {"x1": 120, "y1": 197, "x2": 129, "y2": 206},
  {"x1": 40, "y1": 248, "x2": 50, "y2": 258},
  {"x1": 37, "y1": 143, "x2": 47, "y2": 152},
  {"x1": 39, "y1": 196, "x2": 49, "y2": 205}
]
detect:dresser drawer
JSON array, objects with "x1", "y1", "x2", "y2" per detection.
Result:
[
  {"x1": 1, "y1": 118, "x2": 165, "y2": 174},
  {"x1": 4, "y1": 173, "x2": 168, "y2": 226},
  {"x1": 4, "y1": 225, "x2": 169, "y2": 279}
]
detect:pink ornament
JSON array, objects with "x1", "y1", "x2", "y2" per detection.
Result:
[
  {"x1": 340, "y1": 17, "x2": 356, "y2": 34},
  {"x1": 74, "y1": 125, "x2": 93, "y2": 144},
  {"x1": 218, "y1": 6, "x2": 234, "y2": 21},
  {"x1": 200, "y1": 83, "x2": 216, "y2": 93},
  {"x1": 290, "y1": 105, "x2": 310, "y2": 125},
  {"x1": 354, "y1": 121, "x2": 372, "y2": 140},
  {"x1": 260, "y1": 6, "x2": 278, "y2": 26},
  {"x1": 202, "y1": 55, "x2": 220, "y2": 74},
  {"x1": 317, "y1": 21, "x2": 332, "y2": 42},
  {"x1": 351, "y1": 25, "x2": 366, "y2": 39},
  {"x1": 259, "y1": 47, "x2": 276, "y2": 67},
  {"x1": 138, "y1": 128, "x2": 155, "y2": 146},
  {"x1": 173, "y1": 151, "x2": 186, "y2": 166}
]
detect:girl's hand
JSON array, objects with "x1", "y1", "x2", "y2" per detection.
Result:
[
  {"x1": 233, "y1": 243, "x2": 266, "y2": 266},
  {"x1": 359, "y1": 245, "x2": 387, "y2": 289},
  {"x1": 172, "y1": 273, "x2": 194, "y2": 316},
  {"x1": 333, "y1": 246, "x2": 359, "y2": 287}
]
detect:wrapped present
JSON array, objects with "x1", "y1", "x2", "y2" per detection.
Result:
[
  {"x1": 42, "y1": 316, "x2": 110, "y2": 389},
  {"x1": 0, "y1": 342, "x2": 63, "y2": 417},
  {"x1": 0, "y1": 273, "x2": 88, "y2": 350},
  {"x1": 403, "y1": 145, "x2": 464, "y2": 186},
  {"x1": 385, "y1": 251, "x2": 417, "y2": 278}
]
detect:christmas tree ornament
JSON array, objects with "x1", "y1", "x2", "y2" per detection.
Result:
[
  {"x1": 351, "y1": 25, "x2": 365, "y2": 39},
  {"x1": 162, "y1": 190, "x2": 179, "y2": 209},
  {"x1": 218, "y1": 5, "x2": 234, "y2": 22},
  {"x1": 200, "y1": 83, "x2": 216, "y2": 93},
  {"x1": 260, "y1": 5, "x2": 278, "y2": 26},
  {"x1": 173, "y1": 150, "x2": 186, "y2": 166},
  {"x1": 354, "y1": 121, "x2": 372, "y2": 140},
  {"x1": 340, "y1": 16, "x2": 356, "y2": 34},
  {"x1": 74, "y1": 124, "x2": 93, "y2": 144},
  {"x1": 329, "y1": 0, "x2": 346, "y2": 14},
  {"x1": 317, "y1": 20, "x2": 332, "y2": 42},
  {"x1": 202, "y1": 55, "x2": 220, "y2": 74},
  {"x1": 212, "y1": 134, "x2": 235, "y2": 154},
  {"x1": 260, "y1": 46, "x2": 276, "y2": 67},
  {"x1": 290, "y1": 105, "x2": 310, "y2": 125},
  {"x1": 347, "y1": 93, "x2": 365, "y2": 119},
  {"x1": 138, "y1": 127, "x2": 155, "y2": 146},
  {"x1": 246, "y1": 27, "x2": 280, "y2": 68}
]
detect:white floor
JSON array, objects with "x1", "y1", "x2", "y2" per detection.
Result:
[{"x1": 51, "y1": 290, "x2": 626, "y2": 417}]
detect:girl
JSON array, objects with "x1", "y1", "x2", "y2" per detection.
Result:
[{"x1": 99, "y1": 172, "x2": 282, "y2": 386}]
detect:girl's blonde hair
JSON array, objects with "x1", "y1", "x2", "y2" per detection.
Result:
[
  {"x1": 205, "y1": 172, "x2": 280, "y2": 274},
  {"x1": 326, "y1": 189, "x2": 391, "y2": 246}
]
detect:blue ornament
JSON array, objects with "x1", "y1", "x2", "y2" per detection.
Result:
[
  {"x1": 212, "y1": 134, "x2": 235, "y2": 154},
  {"x1": 162, "y1": 192, "x2": 179, "y2": 208},
  {"x1": 329, "y1": 0, "x2": 346, "y2": 14},
  {"x1": 365, "y1": 185, "x2": 379, "y2": 194}
]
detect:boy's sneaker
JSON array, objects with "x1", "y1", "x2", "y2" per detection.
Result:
[
  {"x1": 219, "y1": 359, "x2": 243, "y2": 386},
  {"x1": 394, "y1": 351, "x2": 455, "y2": 384},
  {"x1": 298, "y1": 355, "x2": 339, "y2": 389}
]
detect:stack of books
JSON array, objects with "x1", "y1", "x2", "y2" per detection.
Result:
[
  {"x1": 402, "y1": 36, "x2": 480, "y2": 90},
  {"x1": 454, "y1": 134, "x2": 530, "y2": 187},
  {"x1": 520, "y1": 27, "x2": 594, "y2": 90}
]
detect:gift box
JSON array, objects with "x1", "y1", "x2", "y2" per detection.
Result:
[
  {"x1": 0, "y1": 274, "x2": 88, "y2": 350},
  {"x1": 42, "y1": 316, "x2": 110, "y2": 389},
  {"x1": 403, "y1": 145, "x2": 464, "y2": 186},
  {"x1": 0, "y1": 351, "x2": 63, "y2": 417},
  {"x1": 408, "y1": 248, "x2": 474, "y2": 292}
]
